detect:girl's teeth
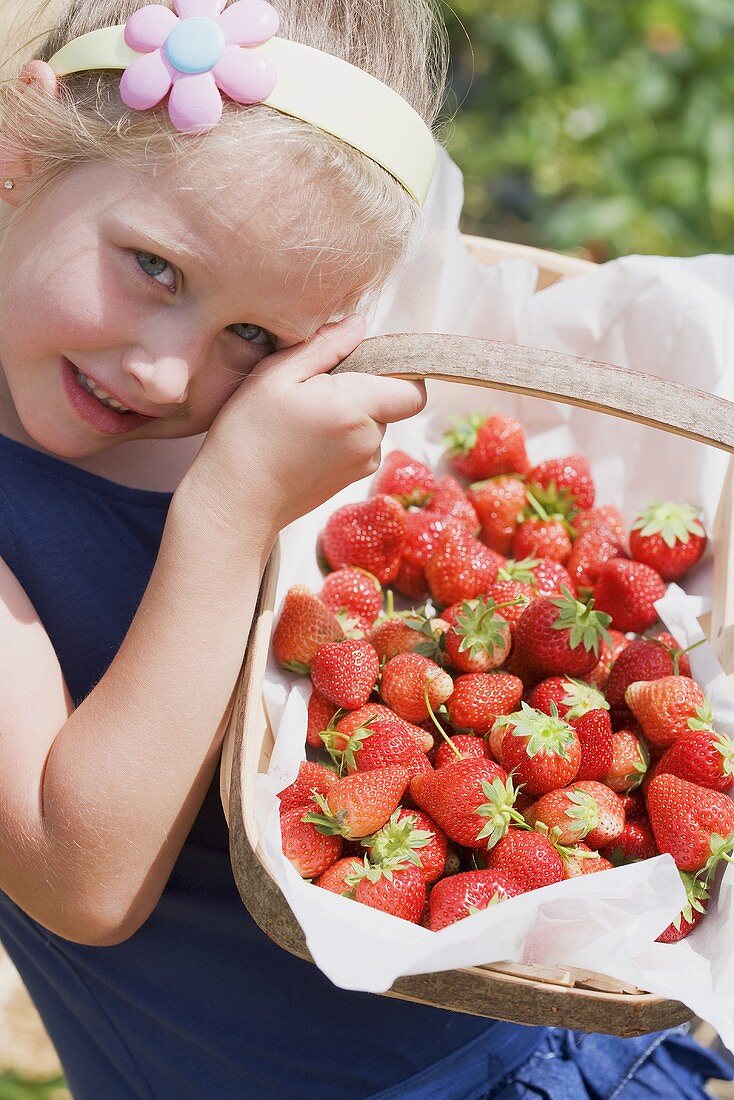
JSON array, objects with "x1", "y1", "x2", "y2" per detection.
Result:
[{"x1": 75, "y1": 369, "x2": 132, "y2": 413}]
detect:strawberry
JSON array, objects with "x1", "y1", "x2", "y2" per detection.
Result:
[
  {"x1": 335, "y1": 703, "x2": 434, "y2": 754},
  {"x1": 410, "y1": 759, "x2": 522, "y2": 849},
  {"x1": 653, "y1": 632, "x2": 692, "y2": 677},
  {"x1": 280, "y1": 808, "x2": 343, "y2": 877},
  {"x1": 347, "y1": 858, "x2": 427, "y2": 923},
  {"x1": 443, "y1": 598, "x2": 512, "y2": 674},
  {"x1": 528, "y1": 454, "x2": 595, "y2": 511},
  {"x1": 625, "y1": 676, "x2": 708, "y2": 748},
  {"x1": 571, "y1": 709, "x2": 614, "y2": 782},
  {"x1": 425, "y1": 520, "x2": 503, "y2": 608},
  {"x1": 514, "y1": 589, "x2": 611, "y2": 679},
  {"x1": 447, "y1": 671, "x2": 524, "y2": 735},
  {"x1": 527, "y1": 676, "x2": 609, "y2": 721},
  {"x1": 320, "y1": 567, "x2": 382, "y2": 633},
  {"x1": 369, "y1": 597, "x2": 445, "y2": 664},
  {"x1": 561, "y1": 843, "x2": 614, "y2": 878},
  {"x1": 483, "y1": 578, "x2": 534, "y2": 630},
  {"x1": 585, "y1": 629, "x2": 631, "y2": 692},
  {"x1": 605, "y1": 638, "x2": 682, "y2": 710},
  {"x1": 277, "y1": 760, "x2": 337, "y2": 812},
  {"x1": 310, "y1": 639, "x2": 380, "y2": 710},
  {"x1": 575, "y1": 506, "x2": 627, "y2": 548},
  {"x1": 485, "y1": 828, "x2": 565, "y2": 893},
  {"x1": 630, "y1": 501, "x2": 707, "y2": 581},
  {"x1": 646, "y1": 773, "x2": 734, "y2": 872},
  {"x1": 273, "y1": 586, "x2": 343, "y2": 674},
  {"x1": 593, "y1": 558, "x2": 666, "y2": 633},
  {"x1": 425, "y1": 475, "x2": 480, "y2": 532},
  {"x1": 525, "y1": 781, "x2": 625, "y2": 849},
  {"x1": 336, "y1": 728, "x2": 433, "y2": 781},
  {"x1": 364, "y1": 808, "x2": 448, "y2": 883},
  {"x1": 304, "y1": 766, "x2": 411, "y2": 839},
  {"x1": 444, "y1": 414, "x2": 530, "y2": 481},
  {"x1": 619, "y1": 791, "x2": 646, "y2": 821},
  {"x1": 380, "y1": 652, "x2": 454, "y2": 724},
  {"x1": 497, "y1": 703, "x2": 582, "y2": 795},
  {"x1": 604, "y1": 729, "x2": 649, "y2": 792},
  {"x1": 467, "y1": 475, "x2": 527, "y2": 555},
  {"x1": 427, "y1": 869, "x2": 518, "y2": 930},
  {"x1": 656, "y1": 871, "x2": 709, "y2": 943},
  {"x1": 322, "y1": 495, "x2": 406, "y2": 584},
  {"x1": 512, "y1": 514, "x2": 572, "y2": 565},
  {"x1": 601, "y1": 817, "x2": 657, "y2": 864},
  {"x1": 433, "y1": 733, "x2": 492, "y2": 769},
  {"x1": 393, "y1": 512, "x2": 446, "y2": 600},
  {"x1": 372, "y1": 449, "x2": 435, "y2": 508},
  {"x1": 567, "y1": 520, "x2": 624, "y2": 595},
  {"x1": 306, "y1": 689, "x2": 340, "y2": 749},
  {"x1": 500, "y1": 555, "x2": 573, "y2": 597},
  {"x1": 652, "y1": 728, "x2": 734, "y2": 792},
  {"x1": 314, "y1": 856, "x2": 363, "y2": 894}
]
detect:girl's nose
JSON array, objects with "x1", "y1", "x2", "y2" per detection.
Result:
[{"x1": 120, "y1": 347, "x2": 192, "y2": 406}]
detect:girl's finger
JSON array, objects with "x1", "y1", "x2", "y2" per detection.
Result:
[
  {"x1": 249, "y1": 315, "x2": 367, "y2": 382},
  {"x1": 334, "y1": 374, "x2": 428, "y2": 425}
]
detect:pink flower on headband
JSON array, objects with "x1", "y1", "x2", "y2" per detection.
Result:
[{"x1": 120, "y1": 0, "x2": 279, "y2": 133}]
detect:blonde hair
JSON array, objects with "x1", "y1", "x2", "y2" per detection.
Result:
[{"x1": 0, "y1": 0, "x2": 448, "y2": 312}]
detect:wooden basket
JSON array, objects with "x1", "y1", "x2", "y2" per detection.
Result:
[{"x1": 223, "y1": 237, "x2": 734, "y2": 1036}]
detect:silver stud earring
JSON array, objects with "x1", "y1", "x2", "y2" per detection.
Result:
[{"x1": 3, "y1": 180, "x2": 14, "y2": 191}]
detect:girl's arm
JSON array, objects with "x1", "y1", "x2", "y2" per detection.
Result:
[{"x1": 0, "y1": 318, "x2": 426, "y2": 945}]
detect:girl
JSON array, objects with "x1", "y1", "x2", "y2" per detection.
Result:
[{"x1": 0, "y1": 1, "x2": 729, "y2": 1097}]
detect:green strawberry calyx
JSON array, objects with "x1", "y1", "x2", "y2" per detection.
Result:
[
  {"x1": 344, "y1": 854, "x2": 412, "y2": 888},
  {"x1": 559, "y1": 677, "x2": 610, "y2": 720},
  {"x1": 475, "y1": 775, "x2": 528, "y2": 847},
  {"x1": 702, "y1": 832, "x2": 734, "y2": 880},
  {"x1": 562, "y1": 787, "x2": 600, "y2": 840},
  {"x1": 362, "y1": 809, "x2": 433, "y2": 869},
  {"x1": 714, "y1": 732, "x2": 734, "y2": 778},
  {"x1": 499, "y1": 555, "x2": 541, "y2": 588},
  {"x1": 321, "y1": 720, "x2": 372, "y2": 775},
  {"x1": 631, "y1": 500, "x2": 705, "y2": 548},
  {"x1": 301, "y1": 792, "x2": 349, "y2": 837},
  {"x1": 673, "y1": 870, "x2": 710, "y2": 931},
  {"x1": 443, "y1": 413, "x2": 486, "y2": 457},
  {"x1": 502, "y1": 701, "x2": 577, "y2": 761},
  {"x1": 525, "y1": 484, "x2": 578, "y2": 527},
  {"x1": 688, "y1": 700, "x2": 715, "y2": 734},
  {"x1": 454, "y1": 597, "x2": 512, "y2": 660},
  {"x1": 551, "y1": 588, "x2": 612, "y2": 655}
]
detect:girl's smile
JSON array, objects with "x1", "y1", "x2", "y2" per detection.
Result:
[{"x1": 61, "y1": 358, "x2": 163, "y2": 435}]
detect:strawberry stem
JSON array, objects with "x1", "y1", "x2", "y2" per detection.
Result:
[{"x1": 423, "y1": 684, "x2": 463, "y2": 760}]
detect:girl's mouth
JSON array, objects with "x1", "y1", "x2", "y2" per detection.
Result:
[
  {"x1": 60, "y1": 358, "x2": 155, "y2": 436},
  {"x1": 73, "y1": 367, "x2": 134, "y2": 413}
]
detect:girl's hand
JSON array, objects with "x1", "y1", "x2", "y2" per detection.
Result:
[{"x1": 184, "y1": 315, "x2": 426, "y2": 540}]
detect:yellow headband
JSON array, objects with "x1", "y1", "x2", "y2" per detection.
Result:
[{"x1": 48, "y1": 21, "x2": 436, "y2": 205}]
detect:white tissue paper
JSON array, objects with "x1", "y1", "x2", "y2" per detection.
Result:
[{"x1": 224, "y1": 146, "x2": 734, "y2": 1048}]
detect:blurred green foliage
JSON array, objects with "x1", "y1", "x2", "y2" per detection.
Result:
[
  {"x1": 0, "y1": 1076, "x2": 66, "y2": 1100},
  {"x1": 441, "y1": 0, "x2": 734, "y2": 258}
]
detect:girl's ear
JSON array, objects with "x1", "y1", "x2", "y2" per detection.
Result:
[{"x1": 0, "y1": 61, "x2": 59, "y2": 208}]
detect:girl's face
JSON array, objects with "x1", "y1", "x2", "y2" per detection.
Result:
[{"x1": 0, "y1": 158, "x2": 358, "y2": 458}]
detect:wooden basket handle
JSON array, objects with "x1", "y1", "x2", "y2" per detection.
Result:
[{"x1": 335, "y1": 334, "x2": 734, "y2": 453}]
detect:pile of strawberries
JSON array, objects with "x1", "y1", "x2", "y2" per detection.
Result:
[{"x1": 273, "y1": 412, "x2": 733, "y2": 939}]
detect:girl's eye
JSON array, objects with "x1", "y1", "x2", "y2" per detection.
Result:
[
  {"x1": 136, "y1": 251, "x2": 176, "y2": 290},
  {"x1": 227, "y1": 322, "x2": 274, "y2": 348}
]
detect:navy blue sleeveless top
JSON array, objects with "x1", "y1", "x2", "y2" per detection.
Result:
[{"x1": 0, "y1": 433, "x2": 544, "y2": 1099}]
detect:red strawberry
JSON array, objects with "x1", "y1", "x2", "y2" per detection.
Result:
[
  {"x1": 630, "y1": 501, "x2": 707, "y2": 581},
  {"x1": 335, "y1": 703, "x2": 434, "y2": 754},
  {"x1": 310, "y1": 639, "x2": 380, "y2": 710},
  {"x1": 575, "y1": 506, "x2": 627, "y2": 548},
  {"x1": 567, "y1": 521, "x2": 625, "y2": 594},
  {"x1": 428, "y1": 869, "x2": 518, "y2": 930},
  {"x1": 512, "y1": 515, "x2": 572, "y2": 564},
  {"x1": 500, "y1": 556, "x2": 572, "y2": 597},
  {"x1": 514, "y1": 589, "x2": 611, "y2": 679},
  {"x1": 447, "y1": 672, "x2": 524, "y2": 736},
  {"x1": 604, "y1": 729, "x2": 649, "y2": 792},
  {"x1": 365, "y1": 807, "x2": 448, "y2": 883},
  {"x1": 586, "y1": 629, "x2": 631, "y2": 692},
  {"x1": 654, "y1": 632, "x2": 692, "y2": 677},
  {"x1": 646, "y1": 773, "x2": 734, "y2": 872},
  {"x1": 625, "y1": 676, "x2": 707, "y2": 748},
  {"x1": 485, "y1": 828, "x2": 565, "y2": 893},
  {"x1": 304, "y1": 766, "x2": 411, "y2": 839},
  {"x1": 273, "y1": 586, "x2": 343, "y2": 674},
  {"x1": 483, "y1": 578, "x2": 534, "y2": 630},
  {"x1": 322, "y1": 495, "x2": 406, "y2": 584},
  {"x1": 306, "y1": 689, "x2": 340, "y2": 750},
  {"x1": 652, "y1": 728, "x2": 734, "y2": 792},
  {"x1": 528, "y1": 454, "x2": 595, "y2": 511},
  {"x1": 348, "y1": 859, "x2": 427, "y2": 923},
  {"x1": 433, "y1": 733, "x2": 492, "y2": 770},
  {"x1": 525, "y1": 781, "x2": 625, "y2": 849},
  {"x1": 393, "y1": 512, "x2": 446, "y2": 600},
  {"x1": 527, "y1": 676, "x2": 609, "y2": 721},
  {"x1": 656, "y1": 871, "x2": 709, "y2": 943},
  {"x1": 380, "y1": 653, "x2": 454, "y2": 724},
  {"x1": 619, "y1": 792, "x2": 646, "y2": 821},
  {"x1": 593, "y1": 558, "x2": 666, "y2": 633},
  {"x1": 425, "y1": 475, "x2": 480, "y2": 532},
  {"x1": 278, "y1": 760, "x2": 337, "y2": 812},
  {"x1": 571, "y1": 709, "x2": 614, "y2": 782},
  {"x1": 605, "y1": 638, "x2": 683, "y2": 710},
  {"x1": 425, "y1": 520, "x2": 503, "y2": 607},
  {"x1": 444, "y1": 598, "x2": 512, "y2": 674},
  {"x1": 314, "y1": 855, "x2": 363, "y2": 894},
  {"x1": 467, "y1": 475, "x2": 527, "y2": 555},
  {"x1": 410, "y1": 758, "x2": 520, "y2": 849},
  {"x1": 320, "y1": 568, "x2": 382, "y2": 633},
  {"x1": 280, "y1": 808, "x2": 343, "y2": 877},
  {"x1": 601, "y1": 817, "x2": 657, "y2": 864},
  {"x1": 498, "y1": 703, "x2": 582, "y2": 795},
  {"x1": 338, "y1": 728, "x2": 432, "y2": 780},
  {"x1": 561, "y1": 843, "x2": 615, "y2": 878},
  {"x1": 372, "y1": 449, "x2": 435, "y2": 508},
  {"x1": 444, "y1": 414, "x2": 530, "y2": 481}
]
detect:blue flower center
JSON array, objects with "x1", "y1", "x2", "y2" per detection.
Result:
[{"x1": 164, "y1": 17, "x2": 226, "y2": 75}]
